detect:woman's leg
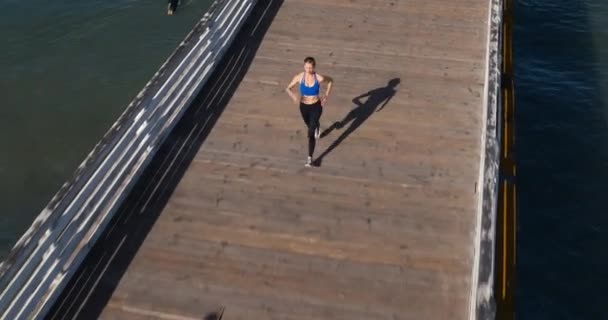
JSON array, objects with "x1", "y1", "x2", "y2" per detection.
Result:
[
  {"x1": 307, "y1": 103, "x2": 323, "y2": 158},
  {"x1": 312, "y1": 102, "x2": 323, "y2": 139},
  {"x1": 299, "y1": 103, "x2": 309, "y2": 126},
  {"x1": 300, "y1": 103, "x2": 317, "y2": 166}
]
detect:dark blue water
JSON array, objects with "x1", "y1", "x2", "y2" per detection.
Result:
[{"x1": 514, "y1": 0, "x2": 608, "y2": 318}]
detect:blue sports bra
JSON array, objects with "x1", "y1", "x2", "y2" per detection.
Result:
[{"x1": 299, "y1": 73, "x2": 319, "y2": 96}]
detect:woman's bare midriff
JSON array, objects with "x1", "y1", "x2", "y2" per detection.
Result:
[{"x1": 300, "y1": 95, "x2": 320, "y2": 105}]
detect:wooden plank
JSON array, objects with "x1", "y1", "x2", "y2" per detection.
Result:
[{"x1": 111, "y1": 242, "x2": 468, "y2": 319}]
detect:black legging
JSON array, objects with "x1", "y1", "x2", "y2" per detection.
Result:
[{"x1": 299, "y1": 101, "x2": 322, "y2": 157}]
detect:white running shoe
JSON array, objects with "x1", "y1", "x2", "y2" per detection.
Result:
[
  {"x1": 305, "y1": 156, "x2": 313, "y2": 167},
  {"x1": 314, "y1": 127, "x2": 321, "y2": 139}
]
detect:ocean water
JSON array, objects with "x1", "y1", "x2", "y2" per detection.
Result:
[
  {"x1": 0, "y1": 0, "x2": 213, "y2": 257},
  {"x1": 514, "y1": 0, "x2": 608, "y2": 318}
]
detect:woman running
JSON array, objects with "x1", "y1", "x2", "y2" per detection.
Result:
[{"x1": 285, "y1": 57, "x2": 334, "y2": 167}]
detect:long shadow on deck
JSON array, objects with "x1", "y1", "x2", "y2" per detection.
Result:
[
  {"x1": 315, "y1": 78, "x2": 399, "y2": 166},
  {"x1": 45, "y1": 1, "x2": 283, "y2": 319}
]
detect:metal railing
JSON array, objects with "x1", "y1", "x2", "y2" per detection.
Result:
[{"x1": 470, "y1": 0, "x2": 506, "y2": 318}]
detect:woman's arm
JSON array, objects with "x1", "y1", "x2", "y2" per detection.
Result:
[
  {"x1": 317, "y1": 74, "x2": 333, "y2": 105},
  {"x1": 285, "y1": 73, "x2": 301, "y2": 104}
]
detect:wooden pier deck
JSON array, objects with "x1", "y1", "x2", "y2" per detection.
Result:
[{"x1": 47, "y1": 0, "x2": 489, "y2": 319}]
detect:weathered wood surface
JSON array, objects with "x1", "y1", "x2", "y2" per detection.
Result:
[{"x1": 48, "y1": 0, "x2": 489, "y2": 319}]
